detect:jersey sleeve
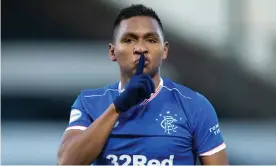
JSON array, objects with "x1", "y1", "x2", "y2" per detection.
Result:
[
  {"x1": 65, "y1": 94, "x2": 93, "y2": 131},
  {"x1": 192, "y1": 93, "x2": 226, "y2": 156}
]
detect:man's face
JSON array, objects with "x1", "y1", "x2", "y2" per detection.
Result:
[{"x1": 109, "y1": 16, "x2": 169, "y2": 77}]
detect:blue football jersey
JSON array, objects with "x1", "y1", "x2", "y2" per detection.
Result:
[{"x1": 66, "y1": 78, "x2": 226, "y2": 165}]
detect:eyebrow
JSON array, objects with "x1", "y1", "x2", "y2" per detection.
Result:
[{"x1": 122, "y1": 32, "x2": 161, "y2": 38}]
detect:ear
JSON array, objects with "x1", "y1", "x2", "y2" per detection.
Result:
[
  {"x1": 109, "y1": 43, "x2": 117, "y2": 61},
  {"x1": 162, "y1": 41, "x2": 169, "y2": 60}
]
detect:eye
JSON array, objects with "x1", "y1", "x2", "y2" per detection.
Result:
[
  {"x1": 124, "y1": 38, "x2": 135, "y2": 44},
  {"x1": 147, "y1": 38, "x2": 157, "y2": 43}
]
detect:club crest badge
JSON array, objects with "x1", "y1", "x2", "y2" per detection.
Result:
[{"x1": 156, "y1": 111, "x2": 182, "y2": 135}]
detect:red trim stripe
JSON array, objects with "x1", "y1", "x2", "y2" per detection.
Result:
[{"x1": 141, "y1": 83, "x2": 162, "y2": 105}]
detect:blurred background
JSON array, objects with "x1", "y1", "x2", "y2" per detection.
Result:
[{"x1": 1, "y1": 0, "x2": 276, "y2": 164}]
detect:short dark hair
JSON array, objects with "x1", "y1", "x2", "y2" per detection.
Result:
[{"x1": 113, "y1": 4, "x2": 164, "y2": 33}]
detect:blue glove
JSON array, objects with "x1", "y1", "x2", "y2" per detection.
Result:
[{"x1": 114, "y1": 54, "x2": 155, "y2": 112}]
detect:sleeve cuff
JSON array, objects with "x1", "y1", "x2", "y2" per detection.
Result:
[
  {"x1": 65, "y1": 126, "x2": 87, "y2": 131},
  {"x1": 199, "y1": 142, "x2": 226, "y2": 156}
]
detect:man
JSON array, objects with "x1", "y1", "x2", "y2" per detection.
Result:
[{"x1": 57, "y1": 4, "x2": 228, "y2": 165}]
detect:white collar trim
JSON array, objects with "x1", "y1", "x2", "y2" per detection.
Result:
[{"x1": 118, "y1": 78, "x2": 163, "y2": 94}]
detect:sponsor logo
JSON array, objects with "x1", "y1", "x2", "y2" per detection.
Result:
[
  {"x1": 69, "y1": 109, "x2": 82, "y2": 123},
  {"x1": 209, "y1": 123, "x2": 220, "y2": 135},
  {"x1": 106, "y1": 154, "x2": 174, "y2": 166}
]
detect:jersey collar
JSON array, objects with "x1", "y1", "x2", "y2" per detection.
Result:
[{"x1": 118, "y1": 78, "x2": 163, "y2": 95}]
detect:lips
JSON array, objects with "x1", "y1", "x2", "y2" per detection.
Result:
[
  {"x1": 134, "y1": 56, "x2": 150, "y2": 64},
  {"x1": 135, "y1": 60, "x2": 150, "y2": 67}
]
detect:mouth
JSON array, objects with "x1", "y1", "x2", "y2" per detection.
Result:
[
  {"x1": 135, "y1": 60, "x2": 150, "y2": 68},
  {"x1": 135, "y1": 56, "x2": 150, "y2": 65}
]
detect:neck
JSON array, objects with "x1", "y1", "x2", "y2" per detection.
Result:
[{"x1": 119, "y1": 72, "x2": 161, "y2": 92}]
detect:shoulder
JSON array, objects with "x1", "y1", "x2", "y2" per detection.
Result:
[
  {"x1": 161, "y1": 77, "x2": 203, "y2": 100},
  {"x1": 162, "y1": 77, "x2": 213, "y2": 111},
  {"x1": 162, "y1": 78, "x2": 218, "y2": 127},
  {"x1": 79, "y1": 82, "x2": 119, "y2": 98}
]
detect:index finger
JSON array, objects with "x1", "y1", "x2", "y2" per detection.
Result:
[{"x1": 135, "y1": 54, "x2": 145, "y2": 76}]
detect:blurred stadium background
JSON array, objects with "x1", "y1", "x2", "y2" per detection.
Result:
[{"x1": 1, "y1": 0, "x2": 276, "y2": 164}]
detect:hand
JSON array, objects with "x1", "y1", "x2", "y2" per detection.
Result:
[{"x1": 114, "y1": 54, "x2": 155, "y2": 112}]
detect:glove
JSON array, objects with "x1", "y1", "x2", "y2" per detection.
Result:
[{"x1": 114, "y1": 54, "x2": 155, "y2": 112}]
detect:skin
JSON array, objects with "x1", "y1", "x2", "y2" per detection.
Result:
[
  {"x1": 200, "y1": 149, "x2": 229, "y2": 165},
  {"x1": 109, "y1": 16, "x2": 228, "y2": 165},
  {"x1": 57, "y1": 104, "x2": 119, "y2": 164},
  {"x1": 57, "y1": 16, "x2": 228, "y2": 165},
  {"x1": 109, "y1": 16, "x2": 169, "y2": 91}
]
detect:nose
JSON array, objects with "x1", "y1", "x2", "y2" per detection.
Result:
[{"x1": 133, "y1": 42, "x2": 148, "y2": 55}]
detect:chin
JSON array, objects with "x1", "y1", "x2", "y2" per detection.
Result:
[{"x1": 142, "y1": 68, "x2": 150, "y2": 74}]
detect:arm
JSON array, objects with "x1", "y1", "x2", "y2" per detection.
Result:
[
  {"x1": 57, "y1": 103, "x2": 119, "y2": 165},
  {"x1": 58, "y1": 54, "x2": 154, "y2": 165},
  {"x1": 192, "y1": 93, "x2": 229, "y2": 165},
  {"x1": 200, "y1": 149, "x2": 228, "y2": 165}
]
